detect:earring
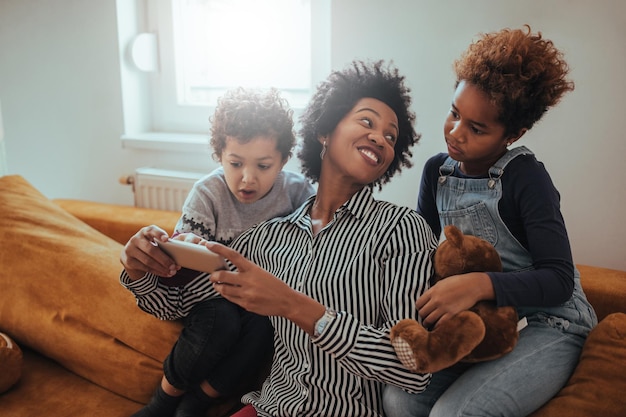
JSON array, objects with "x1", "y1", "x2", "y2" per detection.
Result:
[{"x1": 320, "y1": 140, "x2": 327, "y2": 160}]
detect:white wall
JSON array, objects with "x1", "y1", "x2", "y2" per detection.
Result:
[
  {"x1": 1, "y1": 0, "x2": 625, "y2": 271},
  {"x1": 0, "y1": 98, "x2": 6, "y2": 176}
]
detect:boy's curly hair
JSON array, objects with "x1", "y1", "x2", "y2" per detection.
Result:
[
  {"x1": 210, "y1": 87, "x2": 295, "y2": 161},
  {"x1": 297, "y1": 60, "x2": 420, "y2": 189},
  {"x1": 454, "y1": 25, "x2": 575, "y2": 136}
]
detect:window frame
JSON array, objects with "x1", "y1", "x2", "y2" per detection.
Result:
[{"x1": 116, "y1": 0, "x2": 331, "y2": 152}]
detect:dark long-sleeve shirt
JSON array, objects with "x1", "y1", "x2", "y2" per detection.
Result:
[{"x1": 417, "y1": 152, "x2": 575, "y2": 307}]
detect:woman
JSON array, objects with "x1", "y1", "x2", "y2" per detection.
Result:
[
  {"x1": 205, "y1": 60, "x2": 438, "y2": 417},
  {"x1": 384, "y1": 26, "x2": 597, "y2": 417}
]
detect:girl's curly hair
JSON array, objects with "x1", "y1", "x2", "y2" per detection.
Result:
[
  {"x1": 297, "y1": 60, "x2": 420, "y2": 189},
  {"x1": 210, "y1": 87, "x2": 295, "y2": 161},
  {"x1": 454, "y1": 25, "x2": 575, "y2": 137}
]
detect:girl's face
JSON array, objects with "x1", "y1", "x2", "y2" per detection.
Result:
[
  {"x1": 221, "y1": 135, "x2": 286, "y2": 204},
  {"x1": 444, "y1": 80, "x2": 518, "y2": 176},
  {"x1": 324, "y1": 97, "x2": 398, "y2": 187}
]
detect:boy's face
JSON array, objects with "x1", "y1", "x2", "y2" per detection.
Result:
[{"x1": 221, "y1": 135, "x2": 286, "y2": 204}]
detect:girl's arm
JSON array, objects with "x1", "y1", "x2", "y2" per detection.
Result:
[{"x1": 488, "y1": 155, "x2": 575, "y2": 307}]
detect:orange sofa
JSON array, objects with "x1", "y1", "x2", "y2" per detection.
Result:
[{"x1": 0, "y1": 174, "x2": 625, "y2": 417}]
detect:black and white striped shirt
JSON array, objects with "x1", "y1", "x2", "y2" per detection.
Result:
[
  {"x1": 121, "y1": 187, "x2": 436, "y2": 416},
  {"x1": 233, "y1": 187, "x2": 436, "y2": 417}
]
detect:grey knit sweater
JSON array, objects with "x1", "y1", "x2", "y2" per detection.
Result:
[{"x1": 175, "y1": 167, "x2": 316, "y2": 246}]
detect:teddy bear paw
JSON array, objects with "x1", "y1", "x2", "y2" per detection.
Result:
[{"x1": 391, "y1": 335, "x2": 419, "y2": 371}]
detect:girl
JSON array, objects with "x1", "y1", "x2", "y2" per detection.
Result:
[{"x1": 384, "y1": 26, "x2": 597, "y2": 417}]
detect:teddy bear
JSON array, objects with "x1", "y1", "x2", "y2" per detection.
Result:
[
  {"x1": 391, "y1": 225, "x2": 519, "y2": 373},
  {"x1": 0, "y1": 331, "x2": 22, "y2": 393}
]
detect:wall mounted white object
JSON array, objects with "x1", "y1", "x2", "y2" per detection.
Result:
[{"x1": 130, "y1": 33, "x2": 159, "y2": 72}]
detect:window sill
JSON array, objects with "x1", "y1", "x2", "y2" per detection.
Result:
[{"x1": 121, "y1": 132, "x2": 209, "y2": 153}]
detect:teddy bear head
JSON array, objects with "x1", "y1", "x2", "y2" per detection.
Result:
[{"x1": 434, "y1": 225, "x2": 503, "y2": 282}]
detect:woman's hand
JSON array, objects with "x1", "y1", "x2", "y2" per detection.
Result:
[
  {"x1": 416, "y1": 272, "x2": 494, "y2": 328},
  {"x1": 207, "y1": 242, "x2": 325, "y2": 334},
  {"x1": 207, "y1": 242, "x2": 299, "y2": 316},
  {"x1": 120, "y1": 225, "x2": 180, "y2": 280}
]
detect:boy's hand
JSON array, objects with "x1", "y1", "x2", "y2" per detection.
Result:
[{"x1": 120, "y1": 225, "x2": 179, "y2": 280}]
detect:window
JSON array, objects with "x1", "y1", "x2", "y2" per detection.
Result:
[
  {"x1": 117, "y1": 0, "x2": 331, "y2": 151},
  {"x1": 174, "y1": 0, "x2": 311, "y2": 107}
]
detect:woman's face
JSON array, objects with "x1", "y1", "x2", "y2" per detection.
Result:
[
  {"x1": 221, "y1": 135, "x2": 286, "y2": 204},
  {"x1": 444, "y1": 80, "x2": 511, "y2": 176},
  {"x1": 324, "y1": 97, "x2": 398, "y2": 186}
]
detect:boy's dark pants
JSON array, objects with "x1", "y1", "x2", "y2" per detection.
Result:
[{"x1": 163, "y1": 297, "x2": 274, "y2": 395}]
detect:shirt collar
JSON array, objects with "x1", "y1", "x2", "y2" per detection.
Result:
[
  {"x1": 287, "y1": 186, "x2": 375, "y2": 226},
  {"x1": 342, "y1": 186, "x2": 375, "y2": 219}
]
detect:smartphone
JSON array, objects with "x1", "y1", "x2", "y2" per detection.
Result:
[{"x1": 157, "y1": 239, "x2": 226, "y2": 274}]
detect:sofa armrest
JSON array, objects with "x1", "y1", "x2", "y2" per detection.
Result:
[
  {"x1": 53, "y1": 199, "x2": 181, "y2": 245},
  {"x1": 577, "y1": 264, "x2": 626, "y2": 322},
  {"x1": 49, "y1": 202, "x2": 626, "y2": 320},
  {"x1": 52, "y1": 200, "x2": 626, "y2": 319}
]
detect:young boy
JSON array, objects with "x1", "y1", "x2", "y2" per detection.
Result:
[{"x1": 120, "y1": 87, "x2": 315, "y2": 417}]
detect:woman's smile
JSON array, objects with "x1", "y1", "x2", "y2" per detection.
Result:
[{"x1": 358, "y1": 145, "x2": 382, "y2": 165}]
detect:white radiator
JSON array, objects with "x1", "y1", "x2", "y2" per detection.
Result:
[{"x1": 121, "y1": 167, "x2": 204, "y2": 211}]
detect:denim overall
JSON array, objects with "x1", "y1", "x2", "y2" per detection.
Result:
[
  {"x1": 436, "y1": 146, "x2": 596, "y2": 335},
  {"x1": 383, "y1": 147, "x2": 597, "y2": 417}
]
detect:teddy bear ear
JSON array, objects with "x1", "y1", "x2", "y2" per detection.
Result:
[{"x1": 443, "y1": 225, "x2": 464, "y2": 248}]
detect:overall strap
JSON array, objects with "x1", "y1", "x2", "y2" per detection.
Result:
[
  {"x1": 438, "y1": 156, "x2": 457, "y2": 184},
  {"x1": 486, "y1": 146, "x2": 534, "y2": 189}
]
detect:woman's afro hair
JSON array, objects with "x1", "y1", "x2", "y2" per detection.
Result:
[{"x1": 297, "y1": 60, "x2": 420, "y2": 189}]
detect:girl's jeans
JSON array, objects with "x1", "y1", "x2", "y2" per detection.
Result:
[
  {"x1": 163, "y1": 297, "x2": 273, "y2": 395},
  {"x1": 383, "y1": 315, "x2": 591, "y2": 417}
]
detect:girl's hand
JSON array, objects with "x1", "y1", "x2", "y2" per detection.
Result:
[
  {"x1": 207, "y1": 242, "x2": 325, "y2": 333},
  {"x1": 416, "y1": 272, "x2": 494, "y2": 328},
  {"x1": 120, "y1": 225, "x2": 180, "y2": 280}
]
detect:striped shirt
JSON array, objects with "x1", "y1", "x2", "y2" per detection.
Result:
[
  {"x1": 232, "y1": 187, "x2": 436, "y2": 417},
  {"x1": 120, "y1": 187, "x2": 436, "y2": 415}
]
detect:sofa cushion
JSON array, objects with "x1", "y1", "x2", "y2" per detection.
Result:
[
  {"x1": 0, "y1": 331, "x2": 22, "y2": 393},
  {"x1": 1, "y1": 348, "x2": 143, "y2": 417},
  {"x1": 578, "y1": 264, "x2": 626, "y2": 322},
  {"x1": 529, "y1": 312, "x2": 626, "y2": 417},
  {"x1": 0, "y1": 175, "x2": 182, "y2": 403}
]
